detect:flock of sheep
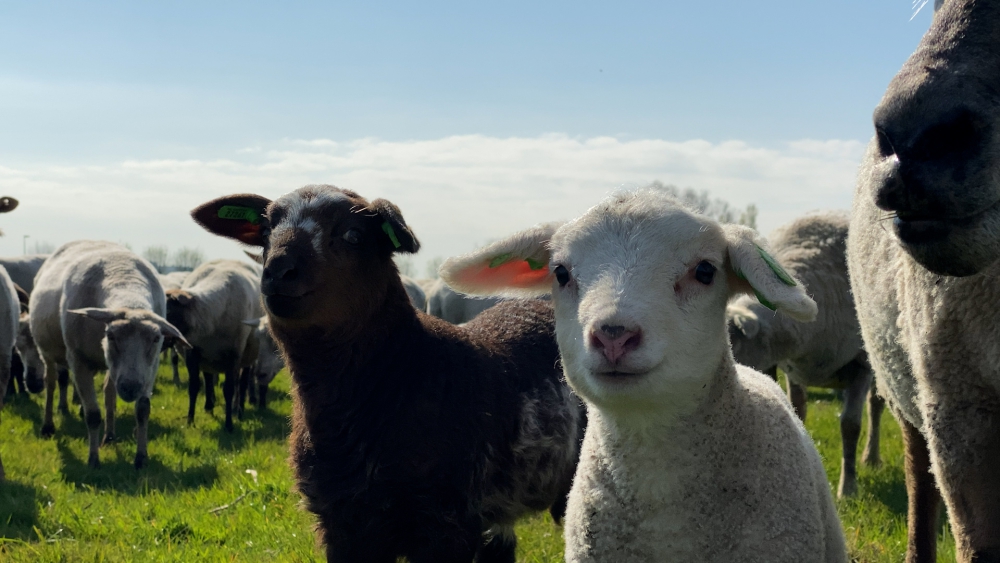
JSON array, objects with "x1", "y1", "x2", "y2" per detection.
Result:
[{"x1": 0, "y1": 1, "x2": 997, "y2": 562}]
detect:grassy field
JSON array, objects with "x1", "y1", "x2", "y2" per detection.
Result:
[{"x1": 0, "y1": 364, "x2": 955, "y2": 562}]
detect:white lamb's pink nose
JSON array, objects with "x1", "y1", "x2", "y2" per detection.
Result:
[{"x1": 590, "y1": 325, "x2": 642, "y2": 364}]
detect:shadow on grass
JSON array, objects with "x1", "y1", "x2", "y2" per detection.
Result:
[
  {"x1": 211, "y1": 398, "x2": 292, "y2": 451},
  {"x1": 0, "y1": 479, "x2": 48, "y2": 541},
  {"x1": 55, "y1": 440, "x2": 219, "y2": 494},
  {"x1": 864, "y1": 465, "x2": 908, "y2": 517},
  {"x1": 4, "y1": 392, "x2": 43, "y2": 426}
]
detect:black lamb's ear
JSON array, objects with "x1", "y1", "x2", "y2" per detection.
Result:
[
  {"x1": 191, "y1": 194, "x2": 272, "y2": 247},
  {"x1": 369, "y1": 198, "x2": 420, "y2": 254},
  {"x1": 0, "y1": 196, "x2": 18, "y2": 213}
]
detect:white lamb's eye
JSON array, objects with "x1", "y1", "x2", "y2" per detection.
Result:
[{"x1": 342, "y1": 228, "x2": 361, "y2": 245}]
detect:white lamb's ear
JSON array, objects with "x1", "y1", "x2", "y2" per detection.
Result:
[
  {"x1": 440, "y1": 222, "x2": 563, "y2": 298},
  {"x1": 723, "y1": 224, "x2": 817, "y2": 322}
]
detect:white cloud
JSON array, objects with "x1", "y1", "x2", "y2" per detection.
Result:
[{"x1": 0, "y1": 134, "x2": 866, "y2": 274}]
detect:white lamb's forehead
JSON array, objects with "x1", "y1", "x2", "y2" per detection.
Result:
[{"x1": 551, "y1": 193, "x2": 722, "y2": 265}]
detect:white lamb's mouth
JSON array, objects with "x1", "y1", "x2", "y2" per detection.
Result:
[{"x1": 594, "y1": 370, "x2": 646, "y2": 379}]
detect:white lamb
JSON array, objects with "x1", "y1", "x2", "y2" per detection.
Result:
[
  {"x1": 442, "y1": 189, "x2": 847, "y2": 563},
  {"x1": 30, "y1": 240, "x2": 188, "y2": 468}
]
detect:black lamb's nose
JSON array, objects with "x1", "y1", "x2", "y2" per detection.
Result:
[{"x1": 262, "y1": 255, "x2": 299, "y2": 295}]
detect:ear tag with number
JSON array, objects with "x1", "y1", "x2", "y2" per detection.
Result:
[{"x1": 218, "y1": 206, "x2": 261, "y2": 225}]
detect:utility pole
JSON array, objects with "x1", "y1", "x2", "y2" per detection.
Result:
[{"x1": 23, "y1": 235, "x2": 29, "y2": 256}]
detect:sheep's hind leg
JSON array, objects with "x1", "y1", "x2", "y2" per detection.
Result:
[
  {"x1": 236, "y1": 366, "x2": 251, "y2": 419},
  {"x1": 222, "y1": 368, "x2": 236, "y2": 432},
  {"x1": 40, "y1": 358, "x2": 60, "y2": 437},
  {"x1": 102, "y1": 372, "x2": 117, "y2": 445},
  {"x1": 170, "y1": 347, "x2": 181, "y2": 386},
  {"x1": 57, "y1": 367, "x2": 70, "y2": 415},
  {"x1": 836, "y1": 361, "x2": 870, "y2": 498},
  {"x1": 862, "y1": 379, "x2": 885, "y2": 467},
  {"x1": 185, "y1": 349, "x2": 201, "y2": 424}
]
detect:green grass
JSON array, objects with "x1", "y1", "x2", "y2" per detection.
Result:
[{"x1": 0, "y1": 366, "x2": 955, "y2": 562}]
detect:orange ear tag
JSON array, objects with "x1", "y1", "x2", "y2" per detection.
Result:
[{"x1": 455, "y1": 258, "x2": 551, "y2": 291}]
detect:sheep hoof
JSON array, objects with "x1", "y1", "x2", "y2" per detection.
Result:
[
  {"x1": 862, "y1": 452, "x2": 881, "y2": 468},
  {"x1": 837, "y1": 479, "x2": 858, "y2": 499},
  {"x1": 87, "y1": 453, "x2": 100, "y2": 469},
  {"x1": 225, "y1": 420, "x2": 234, "y2": 433},
  {"x1": 102, "y1": 433, "x2": 115, "y2": 446},
  {"x1": 58, "y1": 404, "x2": 70, "y2": 415},
  {"x1": 134, "y1": 453, "x2": 148, "y2": 470},
  {"x1": 40, "y1": 423, "x2": 55, "y2": 438}
]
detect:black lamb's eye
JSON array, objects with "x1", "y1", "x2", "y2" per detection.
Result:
[
  {"x1": 342, "y1": 228, "x2": 361, "y2": 245},
  {"x1": 695, "y1": 261, "x2": 716, "y2": 285},
  {"x1": 554, "y1": 265, "x2": 571, "y2": 287}
]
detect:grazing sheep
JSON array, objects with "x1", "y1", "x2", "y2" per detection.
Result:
[
  {"x1": 158, "y1": 271, "x2": 190, "y2": 384},
  {"x1": 442, "y1": 189, "x2": 847, "y2": 563},
  {"x1": 425, "y1": 277, "x2": 502, "y2": 324},
  {"x1": 240, "y1": 316, "x2": 283, "y2": 411},
  {"x1": 0, "y1": 266, "x2": 22, "y2": 481},
  {"x1": 727, "y1": 210, "x2": 884, "y2": 498},
  {"x1": 190, "y1": 185, "x2": 583, "y2": 563},
  {"x1": 29, "y1": 240, "x2": 187, "y2": 468},
  {"x1": 0, "y1": 254, "x2": 49, "y2": 295},
  {"x1": 165, "y1": 259, "x2": 262, "y2": 432},
  {"x1": 848, "y1": 1, "x2": 1000, "y2": 561}
]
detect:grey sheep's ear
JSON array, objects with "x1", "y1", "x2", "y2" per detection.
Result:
[
  {"x1": 68, "y1": 308, "x2": 128, "y2": 324},
  {"x1": 244, "y1": 250, "x2": 264, "y2": 265},
  {"x1": 153, "y1": 316, "x2": 192, "y2": 350},
  {"x1": 369, "y1": 198, "x2": 420, "y2": 254},
  {"x1": 730, "y1": 308, "x2": 760, "y2": 339}
]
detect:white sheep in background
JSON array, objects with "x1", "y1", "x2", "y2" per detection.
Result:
[
  {"x1": 240, "y1": 316, "x2": 284, "y2": 411},
  {"x1": 727, "y1": 210, "x2": 884, "y2": 498},
  {"x1": 157, "y1": 271, "x2": 190, "y2": 384},
  {"x1": 0, "y1": 255, "x2": 49, "y2": 295},
  {"x1": 30, "y1": 240, "x2": 188, "y2": 469},
  {"x1": 0, "y1": 265, "x2": 23, "y2": 480},
  {"x1": 443, "y1": 189, "x2": 847, "y2": 563},
  {"x1": 165, "y1": 259, "x2": 262, "y2": 432},
  {"x1": 425, "y1": 277, "x2": 501, "y2": 323}
]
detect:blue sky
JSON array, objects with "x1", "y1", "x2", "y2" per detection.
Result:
[{"x1": 0, "y1": 1, "x2": 936, "y2": 269}]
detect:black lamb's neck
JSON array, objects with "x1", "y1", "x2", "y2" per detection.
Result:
[{"x1": 281, "y1": 275, "x2": 421, "y2": 429}]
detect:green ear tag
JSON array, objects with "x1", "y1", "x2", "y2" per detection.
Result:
[
  {"x1": 756, "y1": 244, "x2": 796, "y2": 286},
  {"x1": 753, "y1": 289, "x2": 778, "y2": 311},
  {"x1": 382, "y1": 222, "x2": 402, "y2": 249},
  {"x1": 217, "y1": 205, "x2": 260, "y2": 224},
  {"x1": 489, "y1": 253, "x2": 514, "y2": 268},
  {"x1": 525, "y1": 257, "x2": 547, "y2": 271}
]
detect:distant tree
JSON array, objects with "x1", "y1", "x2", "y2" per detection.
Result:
[
  {"x1": 425, "y1": 257, "x2": 444, "y2": 279},
  {"x1": 171, "y1": 247, "x2": 205, "y2": 271},
  {"x1": 143, "y1": 245, "x2": 169, "y2": 272},
  {"x1": 645, "y1": 181, "x2": 757, "y2": 228}
]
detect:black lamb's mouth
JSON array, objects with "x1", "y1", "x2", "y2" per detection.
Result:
[{"x1": 893, "y1": 200, "x2": 1000, "y2": 246}]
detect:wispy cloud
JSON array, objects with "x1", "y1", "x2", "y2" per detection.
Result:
[{"x1": 0, "y1": 134, "x2": 866, "y2": 268}]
